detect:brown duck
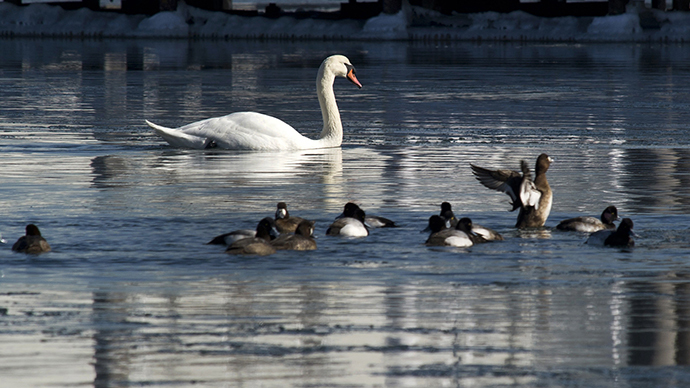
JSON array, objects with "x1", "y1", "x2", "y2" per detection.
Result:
[{"x1": 471, "y1": 153, "x2": 553, "y2": 228}]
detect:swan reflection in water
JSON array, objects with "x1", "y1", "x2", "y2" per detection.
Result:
[{"x1": 90, "y1": 147, "x2": 346, "y2": 213}]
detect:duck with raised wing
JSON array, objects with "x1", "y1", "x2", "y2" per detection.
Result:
[
  {"x1": 147, "y1": 55, "x2": 362, "y2": 150},
  {"x1": 557, "y1": 205, "x2": 618, "y2": 233},
  {"x1": 471, "y1": 153, "x2": 553, "y2": 229}
]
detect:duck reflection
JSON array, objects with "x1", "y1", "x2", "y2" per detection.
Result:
[
  {"x1": 627, "y1": 275, "x2": 690, "y2": 366},
  {"x1": 618, "y1": 148, "x2": 690, "y2": 214},
  {"x1": 92, "y1": 291, "x2": 133, "y2": 388}
]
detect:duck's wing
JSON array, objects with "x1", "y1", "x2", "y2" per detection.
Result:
[
  {"x1": 585, "y1": 230, "x2": 613, "y2": 246},
  {"x1": 327, "y1": 218, "x2": 368, "y2": 237},
  {"x1": 226, "y1": 237, "x2": 276, "y2": 255},
  {"x1": 472, "y1": 224, "x2": 504, "y2": 241},
  {"x1": 518, "y1": 160, "x2": 541, "y2": 209},
  {"x1": 444, "y1": 230, "x2": 474, "y2": 247},
  {"x1": 556, "y1": 216, "x2": 603, "y2": 232},
  {"x1": 470, "y1": 164, "x2": 523, "y2": 211},
  {"x1": 276, "y1": 216, "x2": 305, "y2": 234},
  {"x1": 271, "y1": 235, "x2": 316, "y2": 251},
  {"x1": 207, "y1": 229, "x2": 255, "y2": 245},
  {"x1": 366, "y1": 215, "x2": 397, "y2": 228},
  {"x1": 426, "y1": 229, "x2": 472, "y2": 247}
]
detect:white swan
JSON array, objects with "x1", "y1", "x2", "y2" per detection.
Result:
[{"x1": 146, "y1": 55, "x2": 362, "y2": 150}]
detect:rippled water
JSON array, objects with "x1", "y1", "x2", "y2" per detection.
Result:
[{"x1": 2, "y1": 38, "x2": 690, "y2": 387}]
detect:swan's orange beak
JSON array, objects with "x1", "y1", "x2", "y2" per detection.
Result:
[{"x1": 347, "y1": 68, "x2": 362, "y2": 89}]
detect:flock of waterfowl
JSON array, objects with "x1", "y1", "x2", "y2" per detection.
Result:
[
  {"x1": 201, "y1": 152, "x2": 634, "y2": 257},
  {"x1": 4, "y1": 151, "x2": 634, "y2": 257},
  {"x1": 6, "y1": 55, "x2": 635, "y2": 256}
]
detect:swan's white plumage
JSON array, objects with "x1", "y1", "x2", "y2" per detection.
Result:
[{"x1": 147, "y1": 55, "x2": 361, "y2": 150}]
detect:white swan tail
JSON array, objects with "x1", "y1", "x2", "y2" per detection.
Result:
[{"x1": 146, "y1": 120, "x2": 208, "y2": 149}]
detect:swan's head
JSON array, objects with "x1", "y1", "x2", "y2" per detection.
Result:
[{"x1": 322, "y1": 55, "x2": 362, "y2": 89}]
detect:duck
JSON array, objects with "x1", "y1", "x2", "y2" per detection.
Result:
[
  {"x1": 327, "y1": 206, "x2": 368, "y2": 237},
  {"x1": 459, "y1": 217, "x2": 504, "y2": 242},
  {"x1": 146, "y1": 55, "x2": 362, "y2": 150},
  {"x1": 12, "y1": 224, "x2": 51, "y2": 254},
  {"x1": 586, "y1": 217, "x2": 634, "y2": 248},
  {"x1": 207, "y1": 227, "x2": 259, "y2": 245},
  {"x1": 557, "y1": 205, "x2": 618, "y2": 233},
  {"x1": 364, "y1": 215, "x2": 397, "y2": 228},
  {"x1": 274, "y1": 202, "x2": 307, "y2": 234},
  {"x1": 439, "y1": 202, "x2": 458, "y2": 227},
  {"x1": 338, "y1": 202, "x2": 396, "y2": 228},
  {"x1": 271, "y1": 220, "x2": 317, "y2": 251},
  {"x1": 425, "y1": 215, "x2": 474, "y2": 248},
  {"x1": 471, "y1": 153, "x2": 553, "y2": 229},
  {"x1": 437, "y1": 202, "x2": 503, "y2": 241},
  {"x1": 454, "y1": 218, "x2": 490, "y2": 244},
  {"x1": 225, "y1": 218, "x2": 278, "y2": 255}
]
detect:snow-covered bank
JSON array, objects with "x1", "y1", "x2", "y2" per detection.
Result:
[{"x1": 0, "y1": 1, "x2": 689, "y2": 42}]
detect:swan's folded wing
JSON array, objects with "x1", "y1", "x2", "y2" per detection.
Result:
[
  {"x1": 470, "y1": 164, "x2": 522, "y2": 207},
  {"x1": 175, "y1": 112, "x2": 314, "y2": 150},
  {"x1": 146, "y1": 120, "x2": 209, "y2": 149}
]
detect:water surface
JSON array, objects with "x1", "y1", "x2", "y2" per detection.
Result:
[{"x1": 1, "y1": 39, "x2": 690, "y2": 387}]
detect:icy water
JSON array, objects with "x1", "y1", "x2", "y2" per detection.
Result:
[{"x1": 1, "y1": 38, "x2": 690, "y2": 387}]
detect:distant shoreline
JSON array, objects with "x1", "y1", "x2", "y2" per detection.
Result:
[{"x1": 1, "y1": 1, "x2": 689, "y2": 42}]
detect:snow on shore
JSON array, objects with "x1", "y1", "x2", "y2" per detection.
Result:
[{"x1": 0, "y1": 0, "x2": 689, "y2": 42}]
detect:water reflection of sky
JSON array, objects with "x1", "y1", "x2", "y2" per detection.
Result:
[
  {"x1": 2, "y1": 39, "x2": 690, "y2": 387},
  {"x1": 6, "y1": 270, "x2": 690, "y2": 386}
]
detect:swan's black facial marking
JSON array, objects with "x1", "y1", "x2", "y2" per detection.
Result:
[{"x1": 345, "y1": 63, "x2": 362, "y2": 88}]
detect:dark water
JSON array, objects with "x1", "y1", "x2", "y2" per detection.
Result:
[{"x1": 1, "y1": 38, "x2": 690, "y2": 387}]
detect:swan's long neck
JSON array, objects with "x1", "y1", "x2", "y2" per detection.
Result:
[{"x1": 316, "y1": 67, "x2": 343, "y2": 147}]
